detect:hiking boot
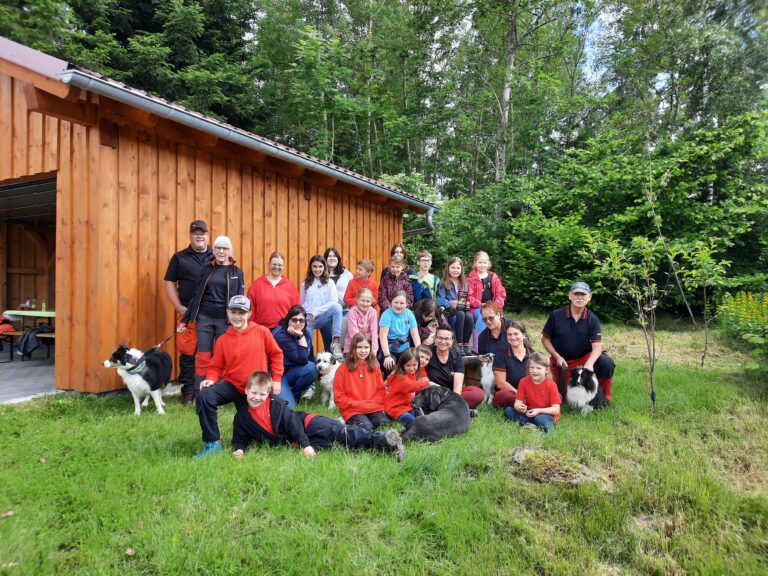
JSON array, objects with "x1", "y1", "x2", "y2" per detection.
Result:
[
  {"x1": 521, "y1": 423, "x2": 538, "y2": 431},
  {"x1": 193, "y1": 441, "x2": 223, "y2": 460},
  {"x1": 181, "y1": 393, "x2": 195, "y2": 406},
  {"x1": 384, "y1": 429, "x2": 406, "y2": 462},
  {"x1": 330, "y1": 342, "x2": 344, "y2": 362}
]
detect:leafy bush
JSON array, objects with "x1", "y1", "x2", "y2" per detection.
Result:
[{"x1": 719, "y1": 292, "x2": 768, "y2": 372}]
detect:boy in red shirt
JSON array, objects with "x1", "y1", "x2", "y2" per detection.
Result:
[
  {"x1": 505, "y1": 352, "x2": 561, "y2": 432},
  {"x1": 344, "y1": 259, "x2": 379, "y2": 310},
  {"x1": 232, "y1": 372, "x2": 405, "y2": 461},
  {"x1": 193, "y1": 295, "x2": 284, "y2": 459}
]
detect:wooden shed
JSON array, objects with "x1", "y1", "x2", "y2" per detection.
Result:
[{"x1": 0, "y1": 37, "x2": 435, "y2": 393}]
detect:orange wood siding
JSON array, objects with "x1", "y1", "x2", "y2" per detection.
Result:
[{"x1": 0, "y1": 68, "x2": 404, "y2": 393}]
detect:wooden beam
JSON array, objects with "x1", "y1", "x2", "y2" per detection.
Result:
[
  {"x1": 8, "y1": 267, "x2": 46, "y2": 275},
  {"x1": 155, "y1": 120, "x2": 219, "y2": 148},
  {"x1": 0, "y1": 223, "x2": 6, "y2": 311},
  {"x1": 387, "y1": 199, "x2": 408, "y2": 210},
  {"x1": 213, "y1": 141, "x2": 267, "y2": 167},
  {"x1": 23, "y1": 85, "x2": 97, "y2": 126},
  {"x1": 303, "y1": 171, "x2": 338, "y2": 188},
  {"x1": 23, "y1": 228, "x2": 49, "y2": 254},
  {"x1": 99, "y1": 119, "x2": 119, "y2": 149},
  {"x1": 335, "y1": 181, "x2": 365, "y2": 197},
  {"x1": 267, "y1": 157, "x2": 306, "y2": 177},
  {"x1": 101, "y1": 104, "x2": 159, "y2": 128},
  {"x1": 0, "y1": 58, "x2": 81, "y2": 100}
]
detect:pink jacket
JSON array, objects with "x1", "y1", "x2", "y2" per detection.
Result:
[
  {"x1": 344, "y1": 306, "x2": 379, "y2": 356},
  {"x1": 467, "y1": 270, "x2": 507, "y2": 313}
]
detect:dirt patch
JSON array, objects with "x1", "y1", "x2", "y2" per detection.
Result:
[{"x1": 510, "y1": 448, "x2": 611, "y2": 489}]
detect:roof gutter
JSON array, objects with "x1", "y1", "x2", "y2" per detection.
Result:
[{"x1": 59, "y1": 69, "x2": 436, "y2": 215}]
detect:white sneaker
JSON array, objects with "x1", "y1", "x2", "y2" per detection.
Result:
[{"x1": 330, "y1": 342, "x2": 344, "y2": 361}]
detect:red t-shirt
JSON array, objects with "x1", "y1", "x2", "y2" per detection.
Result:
[
  {"x1": 248, "y1": 397, "x2": 276, "y2": 436},
  {"x1": 516, "y1": 375, "x2": 562, "y2": 422}
]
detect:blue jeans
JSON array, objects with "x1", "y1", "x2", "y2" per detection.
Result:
[
  {"x1": 504, "y1": 407, "x2": 555, "y2": 432},
  {"x1": 277, "y1": 362, "x2": 320, "y2": 408},
  {"x1": 308, "y1": 303, "x2": 343, "y2": 350}
]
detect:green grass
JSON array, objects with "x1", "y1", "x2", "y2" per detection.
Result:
[{"x1": 2, "y1": 335, "x2": 767, "y2": 574}]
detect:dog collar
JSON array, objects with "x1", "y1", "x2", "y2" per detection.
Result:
[{"x1": 127, "y1": 361, "x2": 147, "y2": 375}]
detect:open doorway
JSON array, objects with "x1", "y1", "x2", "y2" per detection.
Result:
[{"x1": 0, "y1": 173, "x2": 57, "y2": 401}]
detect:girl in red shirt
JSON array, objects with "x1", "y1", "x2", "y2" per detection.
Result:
[
  {"x1": 385, "y1": 348, "x2": 431, "y2": 426},
  {"x1": 333, "y1": 333, "x2": 390, "y2": 430},
  {"x1": 504, "y1": 352, "x2": 561, "y2": 432}
]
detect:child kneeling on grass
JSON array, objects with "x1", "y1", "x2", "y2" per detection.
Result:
[
  {"x1": 504, "y1": 352, "x2": 561, "y2": 432},
  {"x1": 232, "y1": 371, "x2": 405, "y2": 461}
]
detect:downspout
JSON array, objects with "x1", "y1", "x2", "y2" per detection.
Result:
[{"x1": 403, "y1": 207, "x2": 436, "y2": 238}]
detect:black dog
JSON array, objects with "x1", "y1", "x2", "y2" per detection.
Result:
[
  {"x1": 565, "y1": 367, "x2": 610, "y2": 414},
  {"x1": 401, "y1": 386, "x2": 472, "y2": 442}
]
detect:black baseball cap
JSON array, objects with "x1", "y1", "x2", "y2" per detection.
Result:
[{"x1": 189, "y1": 220, "x2": 208, "y2": 233}]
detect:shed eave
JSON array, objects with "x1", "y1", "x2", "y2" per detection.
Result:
[{"x1": 58, "y1": 68, "x2": 436, "y2": 215}]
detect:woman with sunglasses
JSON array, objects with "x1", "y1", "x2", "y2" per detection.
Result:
[
  {"x1": 180, "y1": 235, "x2": 244, "y2": 386},
  {"x1": 272, "y1": 305, "x2": 320, "y2": 408},
  {"x1": 477, "y1": 301, "x2": 533, "y2": 408}
]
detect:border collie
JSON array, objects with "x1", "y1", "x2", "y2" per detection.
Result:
[
  {"x1": 565, "y1": 366, "x2": 610, "y2": 414},
  {"x1": 103, "y1": 345, "x2": 172, "y2": 415}
]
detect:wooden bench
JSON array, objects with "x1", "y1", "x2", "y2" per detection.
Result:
[{"x1": 0, "y1": 330, "x2": 56, "y2": 363}]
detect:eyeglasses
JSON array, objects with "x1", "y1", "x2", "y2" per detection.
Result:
[
  {"x1": 419, "y1": 258, "x2": 432, "y2": 262},
  {"x1": 435, "y1": 336, "x2": 453, "y2": 342},
  {"x1": 214, "y1": 246, "x2": 230, "y2": 252},
  {"x1": 289, "y1": 317, "x2": 306, "y2": 324},
  {"x1": 191, "y1": 233, "x2": 207, "y2": 237},
  {"x1": 482, "y1": 316, "x2": 497, "y2": 322}
]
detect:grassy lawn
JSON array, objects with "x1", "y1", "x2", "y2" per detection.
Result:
[{"x1": 1, "y1": 321, "x2": 767, "y2": 575}]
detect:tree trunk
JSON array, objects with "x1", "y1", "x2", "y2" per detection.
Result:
[{"x1": 495, "y1": 1, "x2": 520, "y2": 183}]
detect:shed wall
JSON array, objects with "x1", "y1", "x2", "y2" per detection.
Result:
[{"x1": 0, "y1": 70, "x2": 403, "y2": 392}]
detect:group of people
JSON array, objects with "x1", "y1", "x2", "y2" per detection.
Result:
[{"x1": 163, "y1": 220, "x2": 615, "y2": 458}]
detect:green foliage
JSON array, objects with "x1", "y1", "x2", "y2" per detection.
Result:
[
  {"x1": 719, "y1": 292, "x2": 768, "y2": 376},
  {"x1": 2, "y1": 354, "x2": 768, "y2": 574}
]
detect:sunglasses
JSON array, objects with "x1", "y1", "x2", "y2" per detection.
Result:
[
  {"x1": 482, "y1": 315, "x2": 498, "y2": 322},
  {"x1": 289, "y1": 317, "x2": 306, "y2": 324}
]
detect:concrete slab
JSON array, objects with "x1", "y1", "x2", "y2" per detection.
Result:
[{"x1": 0, "y1": 343, "x2": 55, "y2": 404}]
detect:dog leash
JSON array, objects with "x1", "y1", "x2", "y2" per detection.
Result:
[{"x1": 128, "y1": 333, "x2": 177, "y2": 371}]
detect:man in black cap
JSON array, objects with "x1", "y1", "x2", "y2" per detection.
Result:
[
  {"x1": 541, "y1": 281, "x2": 615, "y2": 401},
  {"x1": 164, "y1": 220, "x2": 213, "y2": 404}
]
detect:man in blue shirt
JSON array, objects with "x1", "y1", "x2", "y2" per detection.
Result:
[{"x1": 542, "y1": 282, "x2": 615, "y2": 400}]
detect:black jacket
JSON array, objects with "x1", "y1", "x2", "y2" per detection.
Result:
[
  {"x1": 182, "y1": 258, "x2": 244, "y2": 323},
  {"x1": 232, "y1": 396, "x2": 311, "y2": 452}
]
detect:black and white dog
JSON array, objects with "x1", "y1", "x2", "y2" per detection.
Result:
[
  {"x1": 103, "y1": 345, "x2": 172, "y2": 415},
  {"x1": 401, "y1": 386, "x2": 472, "y2": 442},
  {"x1": 565, "y1": 366, "x2": 610, "y2": 414}
]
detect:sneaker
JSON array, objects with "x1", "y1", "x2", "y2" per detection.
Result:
[
  {"x1": 181, "y1": 393, "x2": 195, "y2": 406},
  {"x1": 469, "y1": 409, "x2": 478, "y2": 419},
  {"x1": 330, "y1": 342, "x2": 344, "y2": 362},
  {"x1": 521, "y1": 423, "x2": 538, "y2": 430},
  {"x1": 301, "y1": 384, "x2": 316, "y2": 401},
  {"x1": 384, "y1": 429, "x2": 406, "y2": 462},
  {"x1": 193, "y1": 441, "x2": 223, "y2": 460}
]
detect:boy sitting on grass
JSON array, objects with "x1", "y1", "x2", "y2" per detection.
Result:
[{"x1": 232, "y1": 371, "x2": 406, "y2": 461}]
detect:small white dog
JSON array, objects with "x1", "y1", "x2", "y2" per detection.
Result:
[{"x1": 314, "y1": 351, "x2": 340, "y2": 409}]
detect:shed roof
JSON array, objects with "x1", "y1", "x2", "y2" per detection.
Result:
[{"x1": 0, "y1": 36, "x2": 436, "y2": 215}]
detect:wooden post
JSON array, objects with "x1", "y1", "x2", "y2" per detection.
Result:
[{"x1": 0, "y1": 223, "x2": 6, "y2": 311}]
